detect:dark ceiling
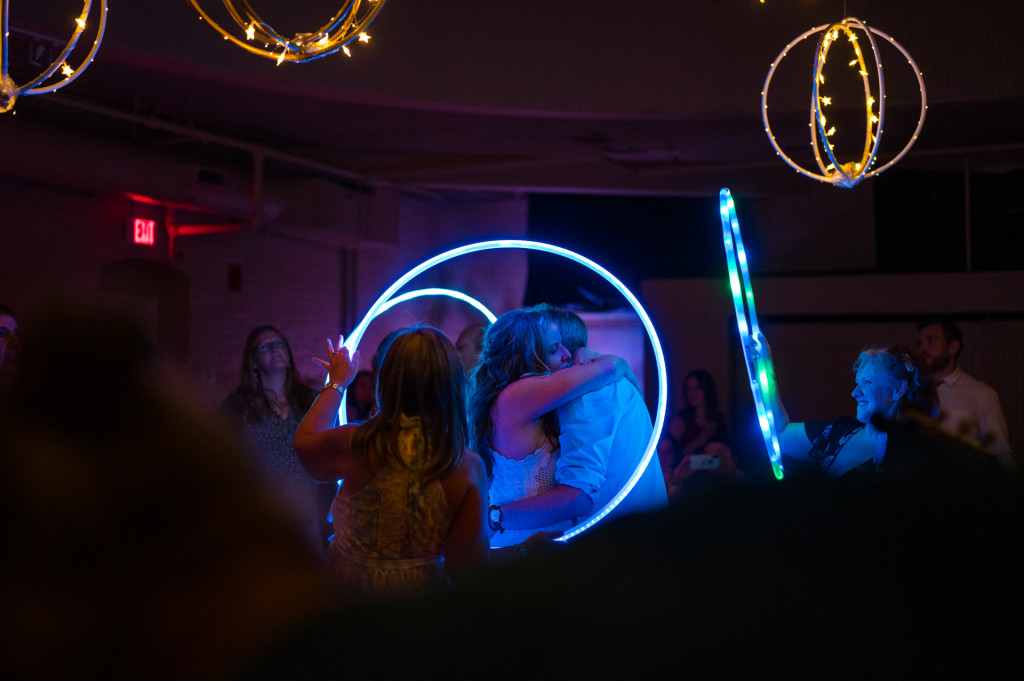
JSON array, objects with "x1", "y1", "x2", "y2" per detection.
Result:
[{"x1": 5, "y1": 0, "x2": 1024, "y2": 200}]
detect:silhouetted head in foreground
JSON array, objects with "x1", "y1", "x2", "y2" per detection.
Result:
[{"x1": 0, "y1": 299, "x2": 336, "y2": 681}]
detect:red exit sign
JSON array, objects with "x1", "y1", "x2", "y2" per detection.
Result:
[{"x1": 132, "y1": 218, "x2": 156, "y2": 245}]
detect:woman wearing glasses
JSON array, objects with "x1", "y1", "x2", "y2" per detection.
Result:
[{"x1": 220, "y1": 325, "x2": 323, "y2": 550}]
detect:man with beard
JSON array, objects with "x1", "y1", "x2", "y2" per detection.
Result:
[{"x1": 916, "y1": 319, "x2": 1014, "y2": 470}]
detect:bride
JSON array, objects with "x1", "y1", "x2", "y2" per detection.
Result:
[{"x1": 468, "y1": 307, "x2": 632, "y2": 547}]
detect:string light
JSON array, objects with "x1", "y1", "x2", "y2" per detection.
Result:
[
  {"x1": 187, "y1": 0, "x2": 387, "y2": 64},
  {"x1": 341, "y1": 240, "x2": 669, "y2": 544},
  {"x1": 719, "y1": 189, "x2": 784, "y2": 480},
  {"x1": 761, "y1": 17, "x2": 926, "y2": 187},
  {"x1": 0, "y1": 0, "x2": 108, "y2": 114}
]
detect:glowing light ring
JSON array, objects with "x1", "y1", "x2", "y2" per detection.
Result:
[
  {"x1": 719, "y1": 189, "x2": 783, "y2": 480},
  {"x1": 336, "y1": 287, "x2": 496, "y2": 424},
  {"x1": 374, "y1": 288, "x2": 497, "y2": 324},
  {"x1": 188, "y1": 0, "x2": 387, "y2": 64},
  {"x1": 343, "y1": 239, "x2": 668, "y2": 543},
  {"x1": 0, "y1": 0, "x2": 108, "y2": 113},
  {"x1": 761, "y1": 17, "x2": 926, "y2": 188}
]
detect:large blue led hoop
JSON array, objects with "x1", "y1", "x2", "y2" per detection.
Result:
[
  {"x1": 343, "y1": 239, "x2": 668, "y2": 543},
  {"x1": 719, "y1": 189, "x2": 784, "y2": 480}
]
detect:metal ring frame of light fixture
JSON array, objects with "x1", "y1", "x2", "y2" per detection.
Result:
[
  {"x1": 187, "y1": 0, "x2": 387, "y2": 64},
  {"x1": 761, "y1": 17, "x2": 927, "y2": 188},
  {"x1": 341, "y1": 240, "x2": 669, "y2": 543},
  {"x1": 719, "y1": 189, "x2": 784, "y2": 480},
  {"x1": 0, "y1": 0, "x2": 108, "y2": 113}
]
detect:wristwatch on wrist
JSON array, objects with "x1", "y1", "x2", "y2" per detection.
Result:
[
  {"x1": 488, "y1": 504, "x2": 505, "y2": 534},
  {"x1": 322, "y1": 382, "x2": 345, "y2": 394}
]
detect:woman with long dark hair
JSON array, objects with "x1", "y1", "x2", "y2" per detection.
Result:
[
  {"x1": 658, "y1": 370, "x2": 735, "y2": 496},
  {"x1": 220, "y1": 325, "x2": 321, "y2": 548}
]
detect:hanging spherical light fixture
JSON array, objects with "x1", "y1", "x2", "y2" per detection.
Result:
[{"x1": 761, "y1": 17, "x2": 927, "y2": 188}]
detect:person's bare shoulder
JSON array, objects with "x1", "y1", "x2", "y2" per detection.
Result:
[
  {"x1": 441, "y1": 448, "x2": 487, "y2": 514},
  {"x1": 458, "y1": 448, "x2": 487, "y2": 485}
]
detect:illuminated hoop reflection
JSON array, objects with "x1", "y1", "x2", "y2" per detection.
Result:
[
  {"x1": 761, "y1": 17, "x2": 926, "y2": 188},
  {"x1": 719, "y1": 189, "x2": 784, "y2": 480},
  {"x1": 343, "y1": 240, "x2": 668, "y2": 543}
]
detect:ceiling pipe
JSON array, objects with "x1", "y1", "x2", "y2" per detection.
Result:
[{"x1": 42, "y1": 93, "x2": 439, "y2": 199}]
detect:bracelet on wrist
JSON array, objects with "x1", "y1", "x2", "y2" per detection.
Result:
[{"x1": 322, "y1": 382, "x2": 345, "y2": 394}]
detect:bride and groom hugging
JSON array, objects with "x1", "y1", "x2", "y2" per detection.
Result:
[{"x1": 468, "y1": 304, "x2": 667, "y2": 548}]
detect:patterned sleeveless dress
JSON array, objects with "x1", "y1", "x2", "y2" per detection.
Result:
[{"x1": 327, "y1": 415, "x2": 454, "y2": 597}]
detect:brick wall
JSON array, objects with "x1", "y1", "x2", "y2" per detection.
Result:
[{"x1": 0, "y1": 174, "x2": 529, "y2": 411}]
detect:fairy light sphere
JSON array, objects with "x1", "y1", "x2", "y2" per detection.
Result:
[
  {"x1": 341, "y1": 239, "x2": 669, "y2": 543},
  {"x1": 761, "y1": 17, "x2": 926, "y2": 188},
  {"x1": 188, "y1": 0, "x2": 387, "y2": 64},
  {"x1": 0, "y1": 0, "x2": 108, "y2": 113}
]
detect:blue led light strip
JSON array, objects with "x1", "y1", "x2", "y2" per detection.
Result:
[
  {"x1": 719, "y1": 189, "x2": 784, "y2": 480},
  {"x1": 342, "y1": 239, "x2": 668, "y2": 543},
  {"x1": 334, "y1": 287, "x2": 496, "y2": 424},
  {"x1": 374, "y1": 288, "x2": 497, "y2": 324}
]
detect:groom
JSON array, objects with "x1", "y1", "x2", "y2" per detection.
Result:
[{"x1": 491, "y1": 305, "x2": 668, "y2": 534}]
